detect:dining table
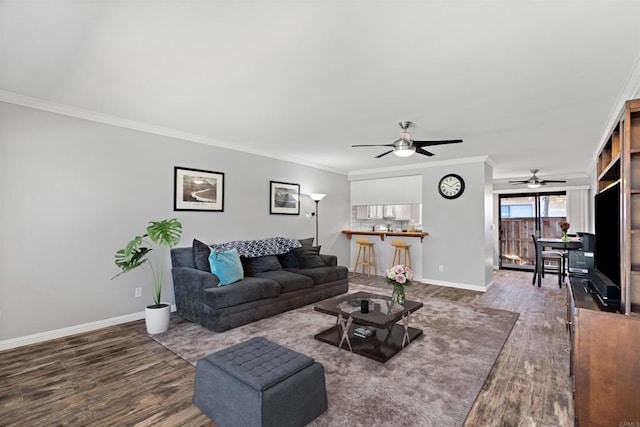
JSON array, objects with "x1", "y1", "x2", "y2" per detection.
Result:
[{"x1": 536, "y1": 237, "x2": 583, "y2": 287}]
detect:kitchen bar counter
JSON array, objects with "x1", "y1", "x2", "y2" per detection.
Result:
[{"x1": 341, "y1": 230, "x2": 428, "y2": 242}]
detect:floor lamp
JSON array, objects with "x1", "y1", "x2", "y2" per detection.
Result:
[{"x1": 309, "y1": 193, "x2": 326, "y2": 246}]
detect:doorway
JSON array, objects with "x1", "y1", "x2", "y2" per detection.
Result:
[{"x1": 499, "y1": 192, "x2": 567, "y2": 271}]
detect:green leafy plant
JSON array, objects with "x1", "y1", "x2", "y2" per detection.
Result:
[{"x1": 112, "y1": 218, "x2": 183, "y2": 306}]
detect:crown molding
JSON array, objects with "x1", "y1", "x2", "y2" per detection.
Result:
[
  {"x1": 347, "y1": 155, "x2": 493, "y2": 180},
  {"x1": 0, "y1": 90, "x2": 348, "y2": 175},
  {"x1": 589, "y1": 52, "x2": 640, "y2": 174}
]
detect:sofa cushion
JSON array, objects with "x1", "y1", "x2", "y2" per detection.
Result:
[
  {"x1": 293, "y1": 246, "x2": 325, "y2": 269},
  {"x1": 201, "y1": 277, "x2": 281, "y2": 310},
  {"x1": 298, "y1": 237, "x2": 314, "y2": 247},
  {"x1": 209, "y1": 248, "x2": 244, "y2": 286},
  {"x1": 253, "y1": 270, "x2": 314, "y2": 293},
  {"x1": 277, "y1": 251, "x2": 299, "y2": 269},
  {"x1": 284, "y1": 266, "x2": 349, "y2": 285},
  {"x1": 242, "y1": 255, "x2": 282, "y2": 276},
  {"x1": 193, "y1": 239, "x2": 213, "y2": 272}
]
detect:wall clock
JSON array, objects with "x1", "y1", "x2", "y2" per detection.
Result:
[{"x1": 438, "y1": 174, "x2": 465, "y2": 199}]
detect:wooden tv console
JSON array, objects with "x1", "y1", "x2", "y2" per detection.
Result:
[{"x1": 567, "y1": 277, "x2": 640, "y2": 426}]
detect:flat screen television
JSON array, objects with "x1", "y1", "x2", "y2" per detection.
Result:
[{"x1": 590, "y1": 181, "x2": 621, "y2": 305}]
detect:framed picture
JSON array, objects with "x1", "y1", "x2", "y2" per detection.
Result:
[
  {"x1": 174, "y1": 167, "x2": 224, "y2": 211},
  {"x1": 270, "y1": 181, "x2": 300, "y2": 215}
]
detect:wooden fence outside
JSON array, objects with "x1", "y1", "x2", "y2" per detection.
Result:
[{"x1": 500, "y1": 217, "x2": 566, "y2": 267}]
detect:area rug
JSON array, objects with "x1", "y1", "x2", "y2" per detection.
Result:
[{"x1": 152, "y1": 284, "x2": 519, "y2": 426}]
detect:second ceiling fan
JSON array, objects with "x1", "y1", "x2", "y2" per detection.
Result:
[
  {"x1": 352, "y1": 121, "x2": 463, "y2": 158},
  {"x1": 509, "y1": 169, "x2": 566, "y2": 188}
]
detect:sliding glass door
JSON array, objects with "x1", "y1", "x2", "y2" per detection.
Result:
[{"x1": 499, "y1": 192, "x2": 566, "y2": 271}]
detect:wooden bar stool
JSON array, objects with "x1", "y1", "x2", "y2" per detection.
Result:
[
  {"x1": 354, "y1": 238, "x2": 377, "y2": 276},
  {"x1": 390, "y1": 240, "x2": 411, "y2": 268}
]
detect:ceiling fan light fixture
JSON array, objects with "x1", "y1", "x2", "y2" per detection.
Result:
[
  {"x1": 527, "y1": 182, "x2": 542, "y2": 189},
  {"x1": 394, "y1": 147, "x2": 416, "y2": 157},
  {"x1": 393, "y1": 137, "x2": 416, "y2": 157}
]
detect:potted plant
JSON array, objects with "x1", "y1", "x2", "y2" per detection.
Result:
[{"x1": 112, "y1": 218, "x2": 182, "y2": 334}]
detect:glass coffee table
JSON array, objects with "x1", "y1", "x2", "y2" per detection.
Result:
[{"x1": 313, "y1": 291, "x2": 423, "y2": 363}]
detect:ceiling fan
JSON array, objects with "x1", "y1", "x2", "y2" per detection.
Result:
[
  {"x1": 352, "y1": 121, "x2": 463, "y2": 158},
  {"x1": 509, "y1": 169, "x2": 566, "y2": 188}
]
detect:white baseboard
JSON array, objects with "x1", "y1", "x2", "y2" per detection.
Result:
[
  {"x1": 0, "y1": 305, "x2": 177, "y2": 352},
  {"x1": 423, "y1": 278, "x2": 488, "y2": 293}
]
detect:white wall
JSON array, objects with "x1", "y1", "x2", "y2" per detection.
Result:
[
  {"x1": 421, "y1": 162, "x2": 492, "y2": 290},
  {"x1": 0, "y1": 102, "x2": 350, "y2": 342},
  {"x1": 349, "y1": 158, "x2": 493, "y2": 291}
]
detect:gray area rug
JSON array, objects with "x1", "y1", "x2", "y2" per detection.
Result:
[{"x1": 152, "y1": 284, "x2": 519, "y2": 426}]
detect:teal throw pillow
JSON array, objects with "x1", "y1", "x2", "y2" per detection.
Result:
[{"x1": 209, "y1": 248, "x2": 244, "y2": 286}]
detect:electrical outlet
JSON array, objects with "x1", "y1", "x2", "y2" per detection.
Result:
[
  {"x1": 438, "y1": 264, "x2": 444, "y2": 272},
  {"x1": 135, "y1": 287, "x2": 143, "y2": 298}
]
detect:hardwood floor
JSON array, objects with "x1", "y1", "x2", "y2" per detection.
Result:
[{"x1": 0, "y1": 270, "x2": 572, "y2": 426}]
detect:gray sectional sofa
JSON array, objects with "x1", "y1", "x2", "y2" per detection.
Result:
[{"x1": 170, "y1": 238, "x2": 349, "y2": 332}]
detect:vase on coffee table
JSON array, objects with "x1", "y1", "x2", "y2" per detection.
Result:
[{"x1": 392, "y1": 284, "x2": 405, "y2": 304}]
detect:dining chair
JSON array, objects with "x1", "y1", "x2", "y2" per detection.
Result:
[{"x1": 531, "y1": 234, "x2": 566, "y2": 287}]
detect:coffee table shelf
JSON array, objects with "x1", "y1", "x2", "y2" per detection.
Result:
[
  {"x1": 313, "y1": 323, "x2": 423, "y2": 363},
  {"x1": 313, "y1": 291, "x2": 424, "y2": 363}
]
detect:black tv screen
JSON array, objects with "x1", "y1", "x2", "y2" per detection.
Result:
[{"x1": 594, "y1": 182, "x2": 620, "y2": 286}]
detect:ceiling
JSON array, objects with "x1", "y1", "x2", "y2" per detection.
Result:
[{"x1": 2, "y1": 1, "x2": 640, "y2": 185}]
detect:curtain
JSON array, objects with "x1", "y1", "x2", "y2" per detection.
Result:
[{"x1": 566, "y1": 189, "x2": 591, "y2": 233}]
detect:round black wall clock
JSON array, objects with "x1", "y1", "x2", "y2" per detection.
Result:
[{"x1": 438, "y1": 174, "x2": 465, "y2": 199}]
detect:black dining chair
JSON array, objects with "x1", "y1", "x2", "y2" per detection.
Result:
[{"x1": 531, "y1": 234, "x2": 566, "y2": 287}]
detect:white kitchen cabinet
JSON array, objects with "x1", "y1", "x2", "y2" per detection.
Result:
[
  {"x1": 355, "y1": 205, "x2": 368, "y2": 219},
  {"x1": 392, "y1": 204, "x2": 412, "y2": 220},
  {"x1": 350, "y1": 175, "x2": 422, "y2": 205},
  {"x1": 383, "y1": 205, "x2": 396, "y2": 218},
  {"x1": 368, "y1": 205, "x2": 383, "y2": 219}
]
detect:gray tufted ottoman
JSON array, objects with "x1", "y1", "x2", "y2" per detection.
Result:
[{"x1": 193, "y1": 336, "x2": 328, "y2": 427}]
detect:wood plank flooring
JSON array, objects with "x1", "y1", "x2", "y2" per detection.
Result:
[{"x1": 0, "y1": 270, "x2": 573, "y2": 426}]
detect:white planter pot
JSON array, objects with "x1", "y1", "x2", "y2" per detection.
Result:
[{"x1": 145, "y1": 303, "x2": 171, "y2": 334}]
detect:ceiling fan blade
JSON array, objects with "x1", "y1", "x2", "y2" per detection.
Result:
[
  {"x1": 541, "y1": 180, "x2": 567, "y2": 184},
  {"x1": 352, "y1": 144, "x2": 395, "y2": 147},
  {"x1": 375, "y1": 150, "x2": 393, "y2": 158},
  {"x1": 413, "y1": 139, "x2": 463, "y2": 147},
  {"x1": 415, "y1": 147, "x2": 434, "y2": 156},
  {"x1": 508, "y1": 180, "x2": 529, "y2": 184}
]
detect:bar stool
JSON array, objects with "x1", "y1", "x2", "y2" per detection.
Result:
[
  {"x1": 390, "y1": 240, "x2": 411, "y2": 268},
  {"x1": 354, "y1": 238, "x2": 377, "y2": 276}
]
